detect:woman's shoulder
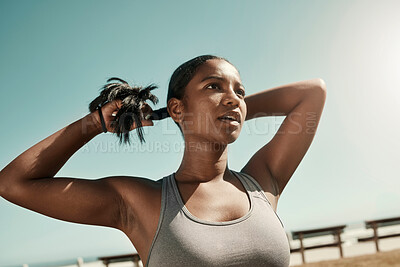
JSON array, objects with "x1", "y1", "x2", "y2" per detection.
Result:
[
  {"x1": 238, "y1": 164, "x2": 279, "y2": 195},
  {"x1": 237, "y1": 167, "x2": 280, "y2": 211}
]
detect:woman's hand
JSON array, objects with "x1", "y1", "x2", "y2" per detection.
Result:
[{"x1": 91, "y1": 99, "x2": 154, "y2": 133}]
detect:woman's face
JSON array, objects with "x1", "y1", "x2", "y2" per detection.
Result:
[{"x1": 179, "y1": 59, "x2": 247, "y2": 145}]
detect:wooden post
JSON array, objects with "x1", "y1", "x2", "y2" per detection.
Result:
[
  {"x1": 133, "y1": 256, "x2": 141, "y2": 267},
  {"x1": 372, "y1": 222, "x2": 380, "y2": 252},
  {"x1": 77, "y1": 257, "x2": 84, "y2": 267},
  {"x1": 335, "y1": 229, "x2": 344, "y2": 258},
  {"x1": 299, "y1": 232, "x2": 305, "y2": 263}
]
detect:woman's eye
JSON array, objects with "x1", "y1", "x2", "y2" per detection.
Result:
[
  {"x1": 206, "y1": 84, "x2": 245, "y2": 97},
  {"x1": 237, "y1": 89, "x2": 246, "y2": 97},
  {"x1": 207, "y1": 84, "x2": 220, "y2": 90}
]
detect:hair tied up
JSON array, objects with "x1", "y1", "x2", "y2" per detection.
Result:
[{"x1": 88, "y1": 77, "x2": 170, "y2": 145}]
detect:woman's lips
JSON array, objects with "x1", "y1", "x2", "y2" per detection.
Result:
[{"x1": 218, "y1": 118, "x2": 240, "y2": 126}]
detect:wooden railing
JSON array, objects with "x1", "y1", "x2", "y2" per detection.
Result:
[
  {"x1": 357, "y1": 216, "x2": 400, "y2": 252},
  {"x1": 290, "y1": 224, "x2": 346, "y2": 264},
  {"x1": 98, "y1": 253, "x2": 141, "y2": 267}
]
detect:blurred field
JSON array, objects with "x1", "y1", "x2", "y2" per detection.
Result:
[{"x1": 293, "y1": 249, "x2": 400, "y2": 267}]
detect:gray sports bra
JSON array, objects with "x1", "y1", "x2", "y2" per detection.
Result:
[{"x1": 145, "y1": 171, "x2": 290, "y2": 267}]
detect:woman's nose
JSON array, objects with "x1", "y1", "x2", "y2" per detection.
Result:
[{"x1": 222, "y1": 88, "x2": 241, "y2": 107}]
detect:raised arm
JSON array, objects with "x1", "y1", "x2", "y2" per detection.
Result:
[
  {"x1": 0, "y1": 100, "x2": 154, "y2": 231},
  {"x1": 241, "y1": 78, "x2": 327, "y2": 208}
]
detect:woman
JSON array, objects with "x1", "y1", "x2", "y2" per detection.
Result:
[{"x1": 0, "y1": 55, "x2": 326, "y2": 266}]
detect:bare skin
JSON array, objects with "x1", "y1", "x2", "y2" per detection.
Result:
[{"x1": 0, "y1": 59, "x2": 326, "y2": 266}]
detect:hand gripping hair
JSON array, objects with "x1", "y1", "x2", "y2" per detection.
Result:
[{"x1": 88, "y1": 77, "x2": 169, "y2": 145}]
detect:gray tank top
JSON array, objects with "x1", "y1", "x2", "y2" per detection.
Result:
[{"x1": 145, "y1": 171, "x2": 290, "y2": 267}]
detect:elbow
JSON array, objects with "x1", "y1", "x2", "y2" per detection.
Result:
[
  {"x1": 0, "y1": 173, "x2": 9, "y2": 197},
  {"x1": 300, "y1": 78, "x2": 326, "y2": 105},
  {"x1": 0, "y1": 176, "x2": 6, "y2": 197},
  {"x1": 0, "y1": 166, "x2": 18, "y2": 198},
  {"x1": 0, "y1": 174, "x2": 23, "y2": 200},
  {"x1": 308, "y1": 78, "x2": 327, "y2": 99},
  {"x1": 0, "y1": 170, "x2": 5, "y2": 196},
  {"x1": 315, "y1": 78, "x2": 327, "y2": 93}
]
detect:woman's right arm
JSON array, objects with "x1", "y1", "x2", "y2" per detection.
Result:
[{"x1": 0, "y1": 101, "x2": 154, "y2": 231}]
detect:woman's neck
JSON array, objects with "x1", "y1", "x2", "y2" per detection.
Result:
[{"x1": 175, "y1": 139, "x2": 230, "y2": 184}]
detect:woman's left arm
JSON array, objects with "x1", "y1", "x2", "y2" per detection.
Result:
[{"x1": 241, "y1": 78, "x2": 327, "y2": 198}]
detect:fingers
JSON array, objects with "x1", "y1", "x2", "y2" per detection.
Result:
[
  {"x1": 141, "y1": 103, "x2": 154, "y2": 121},
  {"x1": 109, "y1": 100, "x2": 152, "y2": 118},
  {"x1": 105, "y1": 100, "x2": 155, "y2": 132},
  {"x1": 134, "y1": 105, "x2": 154, "y2": 128}
]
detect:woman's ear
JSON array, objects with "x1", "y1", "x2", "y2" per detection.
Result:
[{"x1": 167, "y1": 98, "x2": 184, "y2": 123}]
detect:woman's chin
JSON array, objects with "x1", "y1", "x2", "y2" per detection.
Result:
[
  {"x1": 227, "y1": 135, "x2": 240, "y2": 144},
  {"x1": 219, "y1": 130, "x2": 241, "y2": 145}
]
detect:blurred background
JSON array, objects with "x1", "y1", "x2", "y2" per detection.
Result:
[{"x1": 1, "y1": 0, "x2": 399, "y2": 266}]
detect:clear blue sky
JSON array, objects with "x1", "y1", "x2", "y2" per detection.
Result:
[{"x1": 1, "y1": 0, "x2": 400, "y2": 265}]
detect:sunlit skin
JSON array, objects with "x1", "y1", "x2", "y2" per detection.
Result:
[
  {"x1": 162, "y1": 60, "x2": 254, "y2": 250},
  {"x1": 0, "y1": 56, "x2": 326, "y2": 266},
  {"x1": 177, "y1": 59, "x2": 246, "y2": 144},
  {"x1": 168, "y1": 59, "x2": 247, "y2": 185}
]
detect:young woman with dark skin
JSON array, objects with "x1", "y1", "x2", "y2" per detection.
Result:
[{"x1": 0, "y1": 56, "x2": 326, "y2": 266}]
